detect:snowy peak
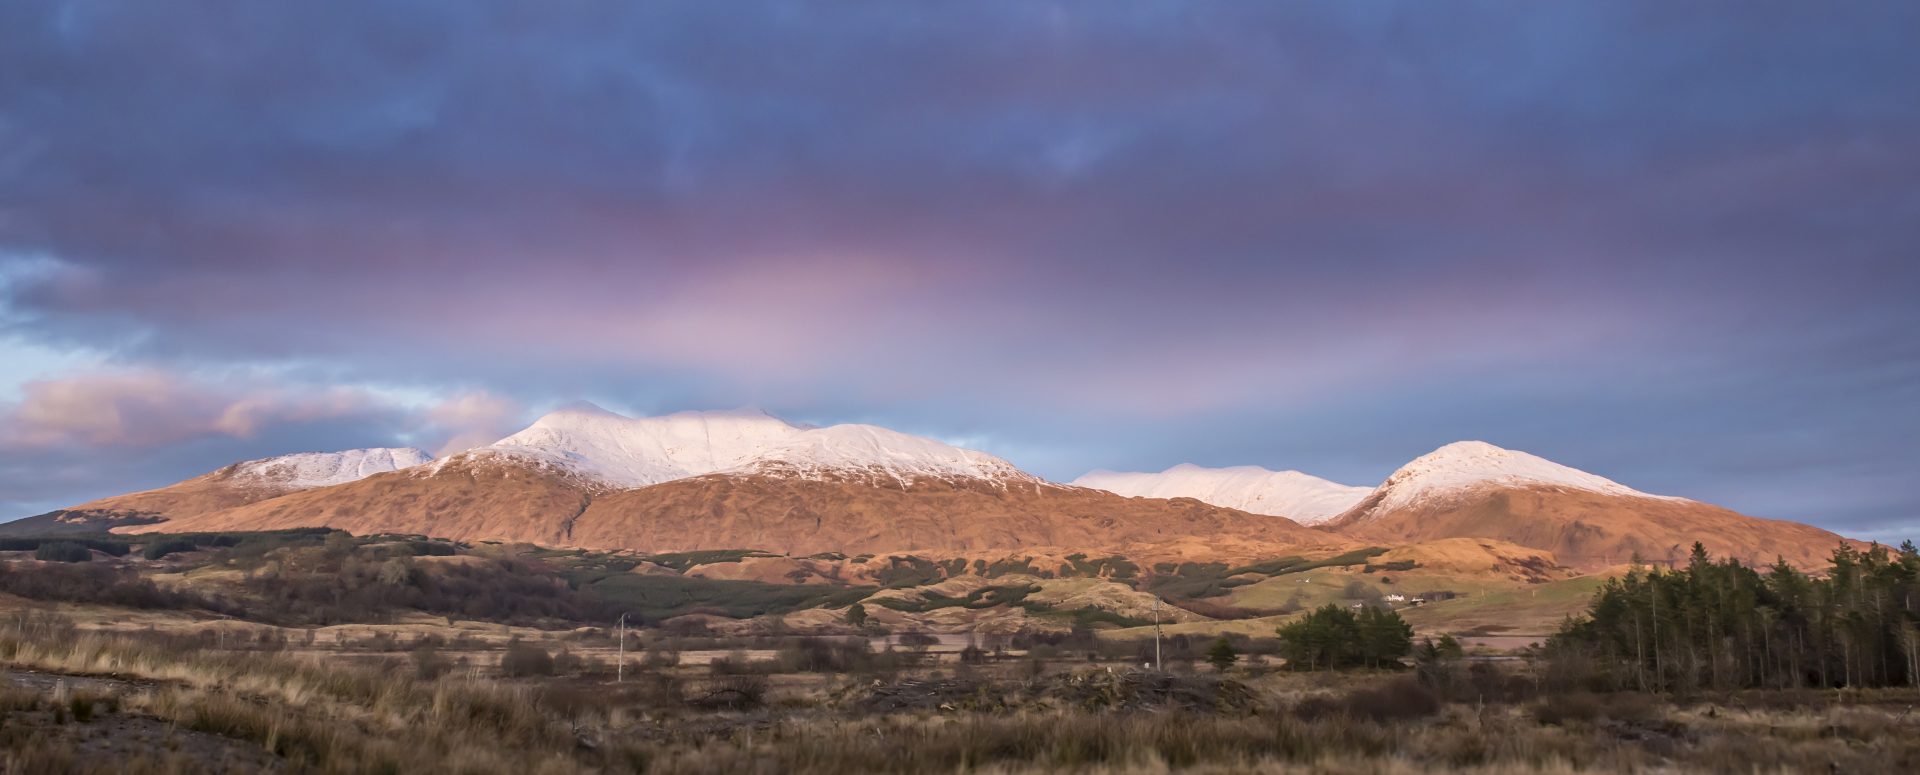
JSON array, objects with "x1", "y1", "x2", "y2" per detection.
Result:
[
  {"x1": 230, "y1": 447, "x2": 432, "y2": 489},
  {"x1": 1359, "y1": 440, "x2": 1676, "y2": 516},
  {"x1": 479, "y1": 405, "x2": 807, "y2": 488},
  {"x1": 1072, "y1": 463, "x2": 1369, "y2": 525},
  {"x1": 459, "y1": 405, "x2": 1034, "y2": 489},
  {"x1": 743, "y1": 424, "x2": 1031, "y2": 484}
]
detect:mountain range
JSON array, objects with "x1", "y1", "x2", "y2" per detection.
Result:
[{"x1": 12, "y1": 404, "x2": 1855, "y2": 569}]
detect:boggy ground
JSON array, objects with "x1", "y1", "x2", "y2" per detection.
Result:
[{"x1": 2, "y1": 611, "x2": 1917, "y2": 774}]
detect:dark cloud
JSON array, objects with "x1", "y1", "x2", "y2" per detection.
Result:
[{"x1": 0, "y1": 2, "x2": 1915, "y2": 540}]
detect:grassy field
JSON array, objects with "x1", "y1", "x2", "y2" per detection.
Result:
[
  {"x1": 4, "y1": 606, "x2": 1919, "y2": 774},
  {"x1": 0, "y1": 532, "x2": 1904, "y2": 774},
  {"x1": 1099, "y1": 570, "x2": 1607, "y2": 642},
  {"x1": 1399, "y1": 575, "x2": 1609, "y2": 634},
  {"x1": 1220, "y1": 567, "x2": 1508, "y2": 609}
]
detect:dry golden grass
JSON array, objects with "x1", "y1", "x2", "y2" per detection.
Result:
[
  {"x1": 5, "y1": 608, "x2": 1919, "y2": 774},
  {"x1": 0, "y1": 614, "x2": 596, "y2": 773}
]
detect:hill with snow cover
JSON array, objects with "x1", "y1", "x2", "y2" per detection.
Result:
[
  {"x1": 56, "y1": 422, "x2": 1854, "y2": 569},
  {"x1": 232, "y1": 448, "x2": 434, "y2": 489},
  {"x1": 1323, "y1": 441, "x2": 1849, "y2": 570},
  {"x1": 1072, "y1": 464, "x2": 1369, "y2": 525},
  {"x1": 1344, "y1": 440, "x2": 1677, "y2": 520},
  {"x1": 120, "y1": 406, "x2": 1355, "y2": 561},
  {"x1": 4, "y1": 447, "x2": 432, "y2": 534},
  {"x1": 452, "y1": 403, "x2": 1034, "y2": 488}
]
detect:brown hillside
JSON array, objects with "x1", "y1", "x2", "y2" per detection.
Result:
[
  {"x1": 1370, "y1": 538, "x2": 1573, "y2": 583},
  {"x1": 122, "y1": 455, "x2": 596, "y2": 546},
  {"x1": 15, "y1": 464, "x2": 304, "y2": 534},
  {"x1": 1327, "y1": 485, "x2": 1852, "y2": 571},
  {"x1": 124, "y1": 460, "x2": 1355, "y2": 562},
  {"x1": 569, "y1": 477, "x2": 1355, "y2": 561}
]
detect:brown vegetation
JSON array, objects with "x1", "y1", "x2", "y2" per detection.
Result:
[
  {"x1": 5, "y1": 603, "x2": 1920, "y2": 774},
  {"x1": 128, "y1": 459, "x2": 1357, "y2": 563},
  {"x1": 1327, "y1": 484, "x2": 1853, "y2": 571}
]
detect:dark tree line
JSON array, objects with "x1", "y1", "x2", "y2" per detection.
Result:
[
  {"x1": 0, "y1": 562, "x2": 246, "y2": 616},
  {"x1": 1548, "y1": 542, "x2": 1920, "y2": 691},
  {"x1": 1275, "y1": 603, "x2": 1414, "y2": 670},
  {"x1": 245, "y1": 548, "x2": 606, "y2": 626}
]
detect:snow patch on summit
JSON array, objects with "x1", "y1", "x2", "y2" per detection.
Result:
[
  {"x1": 454, "y1": 404, "x2": 1035, "y2": 489},
  {"x1": 740, "y1": 424, "x2": 1032, "y2": 485},
  {"x1": 473, "y1": 404, "x2": 805, "y2": 488},
  {"x1": 233, "y1": 447, "x2": 432, "y2": 489},
  {"x1": 1073, "y1": 464, "x2": 1368, "y2": 525},
  {"x1": 1358, "y1": 441, "x2": 1679, "y2": 517}
]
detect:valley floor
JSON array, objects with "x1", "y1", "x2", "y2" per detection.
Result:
[{"x1": 3, "y1": 607, "x2": 1918, "y2": 774}]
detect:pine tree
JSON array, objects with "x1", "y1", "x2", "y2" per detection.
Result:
[
  {"x1": 1277, "y1": 604, "x2": 1355, "y2": 670},
  {"x1": 1277, "y1": 604, "x2": 1414, "y2": 670},
  {"x1": 1548, "y1": 543, "x2": 1920, "y2": 690},
  {"x1": 1356, "y1": 606, "x2": 1414, "y2": 668},
  {"x1": 1206, "y1": 636, "x2": 1238, "y2": 672}
]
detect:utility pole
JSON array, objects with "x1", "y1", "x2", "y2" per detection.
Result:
[
  {"x1": 617, "y1": 613, "x2": 629, "y2": 683},
  {"x1": 1153, "y1": 597, "x2": 1163, "y2": 671}
]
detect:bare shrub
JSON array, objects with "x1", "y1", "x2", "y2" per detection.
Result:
[
  {"x1": 1290, "y1": 693, "x2": 1343, "y2": 721},
  {"x1": 1534, "y1": 692, "x2": 1603, "y2": 726},
  {"x1": 637, "y1": 673, "x2": 686, "y2": 708},
  {"x1": 499, "y1": 639, "x2": 554, "y2": 677},
  {"x1": 777, "y1": 637, "x2": 873, "y2": 673},
  {"x1": 708, "y1": 651, "x2": 761, "y2": 675},
  {"x1": 551, "y1": 647, "x2": 582, "y2": 675},
  {"x1": 412, "y1": 644, "x2": 453, "y2": 680},
  {"x1": 534, "y1": 682, "x2": 602, "y2": 720},
  {"x1": 688, "y1": 675, "x2": 767, "y2": 711},
  {"x1": 1535, "y1": 692, "x2": 1659, "y2": 726},
  {"x1": 1340, "y1": 678, "x2": 1441, "y2": 723}
]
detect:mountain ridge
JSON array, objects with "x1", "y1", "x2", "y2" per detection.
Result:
[
  {"x1": 463, "y1": 405, "x2": 1035, "y2": 490},
  {"x1": 1072, "y1": 464, "x2": 1369, "y2": 525},
  {"x1": 7, "y1": 409, "x2": 1858, "y2": 571}
]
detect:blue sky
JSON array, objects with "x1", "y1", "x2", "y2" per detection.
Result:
[{"x1": 1, "y1": 1, "x2": 1916, "y2": 542}]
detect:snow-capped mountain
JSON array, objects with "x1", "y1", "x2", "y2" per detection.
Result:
[
  {"x1": 3, "y1": 446, "x2": 435, "y2": 535},
  {"x1": 442, "y1": 403, "x2": 1035, "y2": 489},
  {"x1": 468, "y1": 404, "x2": 809, "y2": 487},
  {"x1": 1345, "y1": 440, "x2": 1678, "y2": 522},
  {"x1": 44, "y1": 422, "x2": 1854, "y2": 570},
  {"x1": 1321, "y1": 441, "x2": 1850, "y2": 571},
  {"x1": 115, "y1": 405, "x2": 1349, "y2": 561},
  {"x1": 232, "y1": 447, "x2": 433, "y2": 489},
  {"x1": 1072, "y1": 464, "x2": 1369, "y2": 525}
]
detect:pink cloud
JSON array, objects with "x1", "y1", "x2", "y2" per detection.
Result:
[
  {"x1": 424, "y1": 391, "x2": 526, "y2": 455},
  {"x1": 0, "y1": 369, "x2": 391, "y2": 448}
]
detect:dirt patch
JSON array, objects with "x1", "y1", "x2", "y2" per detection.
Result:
[
  {"x1": 1, "y1": 670, "x2": 282, "y2": 772},
  {"x1": 5, "y1": 710, "x2": 285, "y2": 771}
]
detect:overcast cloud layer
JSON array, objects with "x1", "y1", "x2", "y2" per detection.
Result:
[{"x1": 1, "y1": 1, "x2": 1916, "y2": 542}]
